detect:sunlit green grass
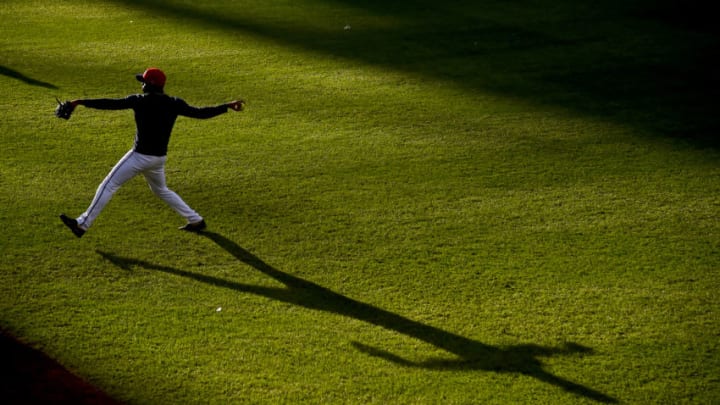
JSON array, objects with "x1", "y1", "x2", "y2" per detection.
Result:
[{"x1": 1, "y1": 0, "x2": 718, "y2": 403}]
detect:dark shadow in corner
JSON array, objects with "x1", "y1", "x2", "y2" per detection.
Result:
[
  {"x1": 108, "y1": 0, "x2": 719, "y2": 147},
  {"x1": 0, "y1": 65, "x2": 58, "y2": 89},
  {"x1": 96, "y1": 232, "x2": 617, "y2": 403}
]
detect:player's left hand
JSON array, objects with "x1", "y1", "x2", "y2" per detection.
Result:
[{"x1": 228, "y1": 100, "x2": 245, "y2": 111}]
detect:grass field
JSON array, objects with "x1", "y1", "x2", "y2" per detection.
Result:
[{"x1": 1, "y1": 0, "x2": 718, "y2": 403}]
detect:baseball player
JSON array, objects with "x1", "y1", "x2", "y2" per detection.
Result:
[{"x1": 59, "y1": 67, "x2": 245, "y2": 238}]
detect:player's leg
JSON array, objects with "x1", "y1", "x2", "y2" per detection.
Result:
[
  {"x1": 76, "y1": 150, "x2": 142, "y2": 229},
  {"x1": 142, "y1": 157, "x2": 203, "y2": 225}
]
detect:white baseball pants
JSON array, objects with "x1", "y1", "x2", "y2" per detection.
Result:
[{"x1": 76, "y1": 150, "x2": 203, "y2": 229}]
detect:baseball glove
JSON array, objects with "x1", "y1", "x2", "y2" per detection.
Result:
[{"x1": 55, "y1": 98, "x2": 75, "y2": 120}]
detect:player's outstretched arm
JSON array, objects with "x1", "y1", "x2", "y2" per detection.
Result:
[
  {"x1": 69, "y1": 97, "x2": 135, "y2": 110},
  {"x1": 178, "y1": 99, "x2": 245, "y2": 119}
]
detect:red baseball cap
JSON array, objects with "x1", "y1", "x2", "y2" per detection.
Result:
[{"x1": 135, "y1": 68, "x2": 166, "y2": 87}]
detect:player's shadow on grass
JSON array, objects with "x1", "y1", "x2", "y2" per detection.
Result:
[
  {"x1": 97, "y1": 232, "x2": 616, "y2": 403},
  {"x1": 0, "y1": 65, "x2": 58, "y2": 89}
]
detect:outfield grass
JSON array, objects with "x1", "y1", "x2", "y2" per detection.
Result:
[{"x1": 1, "y1": 0, "x2": 718, "y2": 403}]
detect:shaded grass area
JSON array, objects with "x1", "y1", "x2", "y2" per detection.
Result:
[
  {"x1": 0, "y1": 330, "x2": 118, "y2": 404},
  {"x1": 108, "y1": 0, "x2": 720, "y2": 145}
]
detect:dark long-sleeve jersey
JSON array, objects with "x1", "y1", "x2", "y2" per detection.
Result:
[{"x1": 79, "y1": 93, "x2": 229, "y2": 156}]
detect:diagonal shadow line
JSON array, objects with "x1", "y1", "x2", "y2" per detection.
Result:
[
  {"x1": 105, "y1": 0, "x2": 719, "y2": 146},
  {"x1": 0, "y1": 65, "x2": 58, "y2": 89},
  {"x1": 96, "y1": 232, "x2": 617, "y2": 403}
]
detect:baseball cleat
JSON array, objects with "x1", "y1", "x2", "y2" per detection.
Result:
[
  {"x1": 60, "y1": 214, "x2": 86, "y2": 238},
  {"x1": 179, "y1": 219, "x2": 207, "y2": 232}
]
